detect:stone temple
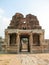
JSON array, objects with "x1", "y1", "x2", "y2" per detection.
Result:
[{"x1": 4, "y1": 13, "x2": 49, "y2": 53}]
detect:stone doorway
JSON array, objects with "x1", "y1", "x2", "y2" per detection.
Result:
[{"x1": 20, "y1": 35, "x2": 30, "y2": 52}]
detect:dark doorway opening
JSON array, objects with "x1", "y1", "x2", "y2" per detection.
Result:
[
  {"x1": 20, "y1": 35, "x2": 30, "y2": 52},
  {"x1": 10, "y1": 33, "x2": 16, "y2": 46},
  {"x1": 33, "y1": 33, "x2": 40, "y2": 46}
]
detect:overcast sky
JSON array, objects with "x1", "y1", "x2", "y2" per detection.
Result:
[{"x1": 0, "y1": 0, "x2": 49, "y2": 39}]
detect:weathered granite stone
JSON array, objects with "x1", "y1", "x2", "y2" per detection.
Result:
[{"x1": 8, "y1": 13, "x2": 41, "y2": 29}]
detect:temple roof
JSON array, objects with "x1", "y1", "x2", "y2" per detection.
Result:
[{"x1": 8, "y1": 13, "x2": 41, "y2": 29}]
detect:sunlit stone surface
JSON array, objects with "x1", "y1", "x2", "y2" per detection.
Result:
[{"x1": 0, "y1": 54, "x2": 49, "y2": 65}]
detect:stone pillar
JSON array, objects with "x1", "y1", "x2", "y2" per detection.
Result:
[
  {"x1": 5, "y1": 31, "x2": 10, "y2": 53},
  {"x1": 7, "y1": 34, "x2": 10, "y2": 46},
  {"x1": 40, "y1": 33, "x2": 44, "y2": 45},
  {"x1": 5, "y1": 31, "x2": 8, "y2": 45},
  {"x1": 16, "y1": 34, "x2": 17, "y2": 45},
  {"x1": 40, "y1": 32, "x2": 45, "y2": 52},
  {"x1": 29, "y1": 33, "x2": 33, "y2": 53},
  {"x1": 16, "y1": 33, "x2": 20, "y2": 53}
]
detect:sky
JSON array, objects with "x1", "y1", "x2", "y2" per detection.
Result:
[{"x1": 0, "y1": 0, "x2": 49, "y2": 39}]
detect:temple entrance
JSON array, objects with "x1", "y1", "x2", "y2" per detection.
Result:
[{"x1": 20, "y1": 35, "x2": 30, "y2": 52}]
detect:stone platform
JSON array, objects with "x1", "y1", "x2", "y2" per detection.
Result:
[{"x1": 0, "y1": 54, "x2": 49, "y2": 65}]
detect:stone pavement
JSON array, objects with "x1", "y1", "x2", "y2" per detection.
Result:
[{"x1": 0, "y1": 54, "x2": 49, "y2": 65}]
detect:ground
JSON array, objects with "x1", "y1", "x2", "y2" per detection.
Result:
[{"x1": 0, "y1": 53, "x2": 49, "y2": 65}]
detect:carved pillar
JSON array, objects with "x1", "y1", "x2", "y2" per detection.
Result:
[
  {"x1": 7, "y1": 34, "x2": 10, "y2": 46},
  {"x1": 40, "y1": 33, "x2": 45, "y2": 52},
  {"x1": 16, "y1": 34, "x2": 17, "y2": 45},
  {"x1": 40, "y1": 33, "x2": 44, "y2": 45},
  {"x1": 29, "y1": 33, "x2": 33, "y2": 53},
  {"x1": 5, "y1": 31, "x2": 9, "y2": 46},
  {"x1": 17, "y1": 33, "x2": 20, "y2": 53},
  {"x1": 5, "y1": 33, "x2": 10, "y2": 53}
]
